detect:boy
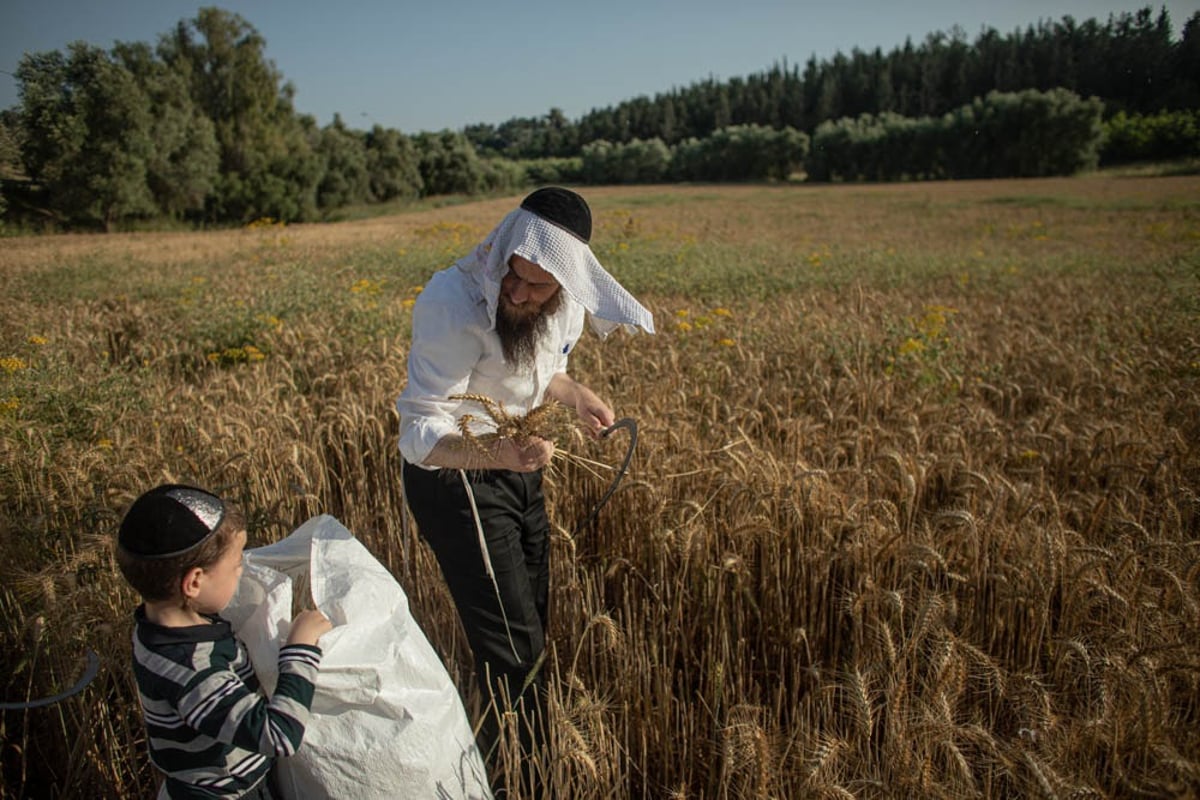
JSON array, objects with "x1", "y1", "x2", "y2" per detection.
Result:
[{"x1": 116, "y1": 484, "x2": 332, "y2": 799}]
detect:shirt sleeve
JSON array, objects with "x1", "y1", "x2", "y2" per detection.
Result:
[
  {"x1": 175, "y1": 643, "x2": 323, "y2": 758},
  {"x1": 397, "y1": 288, "x2": 485, "y2": 466}
]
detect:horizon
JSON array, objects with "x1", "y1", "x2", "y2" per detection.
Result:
[{"x1": 2, "y1": 1, "x2": 1195, "y2": 134}]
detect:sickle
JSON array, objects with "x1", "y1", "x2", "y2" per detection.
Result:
[
  {"x1": 574, "y1": 417, "x2": 638, "y2": 536},
  {"x1": 0, "y1": 649, "x2": 100, "y2": 710}
]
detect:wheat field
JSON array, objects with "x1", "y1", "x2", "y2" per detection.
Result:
[{"x1": 1, "y1": 177, "x2": 1198, "y2": 799}]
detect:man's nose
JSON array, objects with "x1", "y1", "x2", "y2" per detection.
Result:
[{"x1": 509, "y1": 280, "x2": 530, "y2": 303}]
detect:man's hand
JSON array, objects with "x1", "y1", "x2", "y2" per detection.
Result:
[
  {"x1": 494, "y1": 436, "x2": 556, "y2": 472},
  {"x1": 574, "y1": 391, "x2": 615, "y2": 438},
  {"x1": 548, "y1": 373, "x2": 614, "y2": 438}
]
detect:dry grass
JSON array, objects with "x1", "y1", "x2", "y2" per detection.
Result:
[{"x1": 1, "y1": 177, "x2": 1199, "y2": 798}]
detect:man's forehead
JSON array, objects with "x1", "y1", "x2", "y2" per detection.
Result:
[{"x1": 508, "y1": 254, "x2": 559, "y2": 285}]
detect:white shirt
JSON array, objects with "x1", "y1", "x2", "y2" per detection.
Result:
[{"x1": 396, "y1": 262, "x2": 585, "y2": 468}]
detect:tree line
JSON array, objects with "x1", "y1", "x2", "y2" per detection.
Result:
[
  {"x1": 0, "y1": 6, "x2": 1197, "y2": 231},
  {"x1": 465, "y1": 6, "x2": 1199, "y2": 157}
]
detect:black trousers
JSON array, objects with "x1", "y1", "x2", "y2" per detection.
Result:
[{"x1": 402, "y1": 461, "x2": 550, "y2": 770}]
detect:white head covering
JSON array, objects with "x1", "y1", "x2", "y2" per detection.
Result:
[{"x1": 453, "y1": 206, "x2": 655, "y2": 337}]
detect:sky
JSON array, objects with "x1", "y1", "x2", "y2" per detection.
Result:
[{"x1": 2, "y1": 1, "x2": 1196, "y2": 134}]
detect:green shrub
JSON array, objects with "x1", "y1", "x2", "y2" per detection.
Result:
[
  {"x1": 809, "y1": 88, "x2": 1104, "y2": 181},
  {"x1": 581, "y1": 138, "x2": 671, "y2": 184},
  {"x1": 672, "y1": 125, "x2": 808, "y2": 182},
  {"x1": 1102, "y1": 110, "x2": 1200, "y2": 164}
]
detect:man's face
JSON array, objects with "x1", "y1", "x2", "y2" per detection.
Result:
[
  {"x1": 496, "y1": 255, "x2": 562, "y2": 369},
  {"x1": 499, "y1": 255, "x2": 561, "y2": 318}
]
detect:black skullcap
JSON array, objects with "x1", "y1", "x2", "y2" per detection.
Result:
[
  {"x1": 520, "y1": 186, "x2": 592, "y2": 243},
  {"x1": 119, "y1": 484, "x2": 226, "y2": 559}
]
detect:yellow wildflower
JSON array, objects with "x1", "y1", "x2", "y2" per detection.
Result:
[
  {"x1": 676, "y1": 321, "x2": 693, "y2": 333},
  {"x1": 28, "y1": 335, "x2": 48, "y2": 346},
  {"x1": 898, "y1": 338, "x2": 925, "y2": 357},
  {"x1": 257, "y1": 314, "x2": 283, "y2": 332},
  {"x1": 0, "y1": 357, "x2": 28, "y2": 373},
  {"x1": 717, "y1": 338, "x2": 735, "y2": 347},
  {"x1": 712, "y1": 308, "x2": 732, "y2": 317}
]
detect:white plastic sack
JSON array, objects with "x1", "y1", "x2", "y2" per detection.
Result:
[{"x1": 224, "y1": 514, "x2": 491, "y2": 800}]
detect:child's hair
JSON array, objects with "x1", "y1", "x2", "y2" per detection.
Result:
[{"x1": 115, "y1": 489, "x2": 247, "y2": 602}]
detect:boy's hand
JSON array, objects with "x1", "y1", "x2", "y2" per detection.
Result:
[{"x1": 287, "y1": 608, "x2": 333, "y2": 647}]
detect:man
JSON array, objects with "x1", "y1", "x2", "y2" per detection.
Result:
[{"x1": 396, "y1": 187, "x2": 654, "y2": 782}]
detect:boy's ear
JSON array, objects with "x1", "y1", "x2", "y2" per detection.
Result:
[{"x1": 180, "y1": 566, "x2": 204, "y2": 600}]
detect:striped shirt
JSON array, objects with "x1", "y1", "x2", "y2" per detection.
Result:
[{"x1": 131, "y1": 607, "x2": 322, "y2": 799}]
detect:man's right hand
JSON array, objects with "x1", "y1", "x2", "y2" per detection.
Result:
[{"x1": 494, "y1": 436, "x2": 555, "y2": 472}]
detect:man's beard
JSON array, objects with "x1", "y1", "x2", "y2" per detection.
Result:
[{"x1": 495, "y1": 291, "x2": 562, "y2": 370}]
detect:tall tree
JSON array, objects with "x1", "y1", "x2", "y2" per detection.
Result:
[
  {"x1": 315, "y1": 114, "x2": 371, "y2": 209},
  {"x1": 0, "y1": 110, "x2": 23, "y2": 179},
  {"x1": 814, "y1": 65, "x2": 843, "y2": 127},
  {"x1": 1172, "y1": 11, "x2": 1200, "y2": 108},
  {"x1": 16, "y1": 43, "x2": 156, "y2": 229},
  {"x1": 414, "y1": 130, "x2": 483, "y2": 196},
  {"x1": 543, "y1": 107, "x2": 577, "y2": 157},
  {"x1": 112, "y1": 40, "x2": 218, "y2": 220},
  {"x1": 158, "y1": 8, "x2": 319, "y2": 221},
  {"x1": 364, "y1": 125, "x2": 423, "y2": 201},
  {"x1": 0, "y1": 110, "x2": 21, "y2": 222},
  {"x1": 1107, "y1": 7, "x2": 1175, "y2": 113}
]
